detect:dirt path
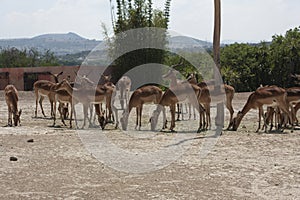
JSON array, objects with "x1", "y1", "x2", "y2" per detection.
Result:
[{"x1": 0, "y1": 91, "x2": 299, "y2": 199}]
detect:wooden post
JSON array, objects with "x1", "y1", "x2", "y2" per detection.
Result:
[{"x1": 213, "y1": 0, "x2": 224, "y2": 129}]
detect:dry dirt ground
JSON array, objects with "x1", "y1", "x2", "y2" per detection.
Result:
[{"x1": 0, "y1": 91, "x2": 299, "y2": 199}]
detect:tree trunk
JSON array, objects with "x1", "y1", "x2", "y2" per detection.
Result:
[
  {"x1": 213, "y1": 0, "x2": 221, "y2": 71},
  {"x1": 213, "y1": 0, "x2": 224, "y2": 129}
]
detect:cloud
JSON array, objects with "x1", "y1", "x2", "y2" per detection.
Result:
[
  {"x1": 222, "y1": 0, "x2": 300, "y2": 42},
  {"x1": 2, "y1": 0, "x2": 110, "y2": 39},
  {"x1": 0, "y1": 0, "x2": 299, "y2": 42},
  {"x1": 167, "y1": 0, "x2": 214, "y2": 41}
]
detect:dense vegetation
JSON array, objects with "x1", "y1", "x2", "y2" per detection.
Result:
[
  {"x1": 0, "y1": 47, "x2": 59, "y2": 68},
  {"x1": 57, "y1": 51, "x2": 90, "y2": 66},
  {"x1": 104, "y1": 0, "x2": 172, "y2": 82},
  {"x1": 169, "y1": 27, "x2": 300, "y2": 92},
  {"x1": 221, "y1": 27, "x2": 300, "y2": 92}
]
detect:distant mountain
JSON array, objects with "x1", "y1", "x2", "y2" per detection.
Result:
[
  {"x1": 168, "y1": 36, "x2": 212, "y2": 51},
  {"x1": 32, "y1": 32, "x2": 84, "y2": 41},
  {"x1": 0, "y1": 32, "x2": 101, "y2": 55},
  {"x1": 0, "y1": 32, "x2": 214, "y2": 56}
]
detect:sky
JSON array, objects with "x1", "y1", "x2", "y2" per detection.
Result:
[{"x1": 0, "y1": 0, "x2": 299, "y2": 43}]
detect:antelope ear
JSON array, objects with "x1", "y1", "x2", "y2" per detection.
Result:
[{"x1": 58, "y1": 71, "x2": 64, "y2": 76}]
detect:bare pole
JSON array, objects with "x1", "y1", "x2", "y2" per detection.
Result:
[
  {"x1": 213, "y1": 0, "x2": 224, "y2": 129},
  {"x1": 213, "y1": 0, "x2": 221, "y2": 72}
]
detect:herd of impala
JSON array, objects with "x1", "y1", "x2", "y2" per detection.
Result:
[{"x1": 3, "y1": 67, "x2": 300, "y2": 133}]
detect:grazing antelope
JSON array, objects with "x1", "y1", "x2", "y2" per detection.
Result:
[
  {"x1": 230, "y1": 85, "x2": 293, "y2": 132},
  {"x1": 120, "y1": 85, "x2": 164, "y2": 130},
  {"x1": 117, "y1": 76, "x2": 132, "y2": 110},
  {"x1": 5, "y1": 85, "x2": 22, "y2": 127},
  {"x1": 51, "y1": 81, "x2": 78, "y2": 128},
  {"x1": 187, "y1": 73, "x2": 235, "y2": 129},
  {"x1": 187, "y1": 73, "x2": 211, "y2": 130},
  {"x1": 61, "y1": 72, "x2": 96, "y2": 127},
  {"x1": 88, "y1": 74, "x2": 117, "y2": 129},
  {"x1": 55, "y1": 79, "x2": 109, "y2": 129},
  {"x1": 264, "y1": 86, "x2": 300, "y2": 130},
  {"x1": 150, "y1": 81, "x2": 204, "y2": 133},
  {"x1": 34, "y1": 71, "x2": 63, "y2": 118}
]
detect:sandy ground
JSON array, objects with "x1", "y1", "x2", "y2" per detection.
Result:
[{"x1": 0, "y1": 91, "x2": 299, "y2": 199}]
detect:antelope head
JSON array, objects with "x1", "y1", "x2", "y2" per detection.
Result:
[
  {"x1": 48, "y1": 71, "x2": 63, "y2": 83},
  {"x1": 187, "y1": 73, "x2": 198, "y2": 84},
  {"x1": 231, "y1": 111, "x2": 243, "y2": 131},
  {"x1": 80, "y1": 75, "x2": 95, "y2": 87},
  {"x1": 101, "y1": 74, "x2": 112, "y2": 84},
  {"x1": 74, "y1": 70, "x2": 95, "y2": 88}
]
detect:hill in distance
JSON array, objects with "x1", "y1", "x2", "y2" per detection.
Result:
[
  {"x1": 0, "y1": 32, "x2": 216, "y2": 56},
  {"x1": 168, "y1": 35, "x2": 212, "y2": 52},
  {"x1": 0, "y1": 32, "x2": 101, "y2": 55}
]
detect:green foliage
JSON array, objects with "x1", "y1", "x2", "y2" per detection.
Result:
[
  {"x1": 220, "y1": 43, "x2": 258, "y2": 91},
  {"x1": 113, "y1": 0, "x2": 170, "y2": 33},
  {"x1": 105, "y1": 0, "x2": 172, "y2": 81},
  {"x1": 164, "y1": 51, "x2": 214, "y2": 81},
  {"x1": 269, "y1": 27, "x2": 300, "y2": 87},
  {"x1": 0, "y1": 47, "x2": 59, "y2": 68},
  {"x1": 220, "y1": 27, "x2": 300, "y2": 92},
  {"x1": 39, "y1": 49, "x2": 59, "y2": 66},
  {"x1": 58, "y1": 51, "x2": 90, "y2": 66}
]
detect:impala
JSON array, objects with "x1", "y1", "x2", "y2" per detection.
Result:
[
  {"x1": 55, "y1": 79, "x2": 110, "y2": 129},
  {"x1": 89, "y1": 74, "x2": 118, "y2": 129},
  {"x1": 230, "y1": 85, "x2": 293, "y2": 132},
  {"x1": 5, "y1": 85, "x2": 22, "y2": 126},
  {"x1": 187, "y1": 73, "x2": 212, "y2": 130},
  {"x1": 150, "y1": 81, "x2": 204, "y2": 133},
  {"x1": 34, "y1": 71, "x2": 63, "y2": 118},
  {"x1": 51, "y1": 81, "x2": 78, "y2": 128},
  {"x1": 187, "y1": 73, "x2": 235, "y2": 129},
  {"x1": 117, "y1": 76, "x2": 132, "y2": 110},
  {"x1": 264, "y1": 86, "x2": 300, "y2": 130},
  {"x1": 120, "y1": 85, "x2": 164, "y2": 130}
]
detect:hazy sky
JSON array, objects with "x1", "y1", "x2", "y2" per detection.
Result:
[{"x1": 0, "y1": 0, "x2": 299, "y2": 42}]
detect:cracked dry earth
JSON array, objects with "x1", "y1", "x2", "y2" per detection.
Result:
[{"x1": 0, "y1": 91, "x2": 299, "y2": 199}]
